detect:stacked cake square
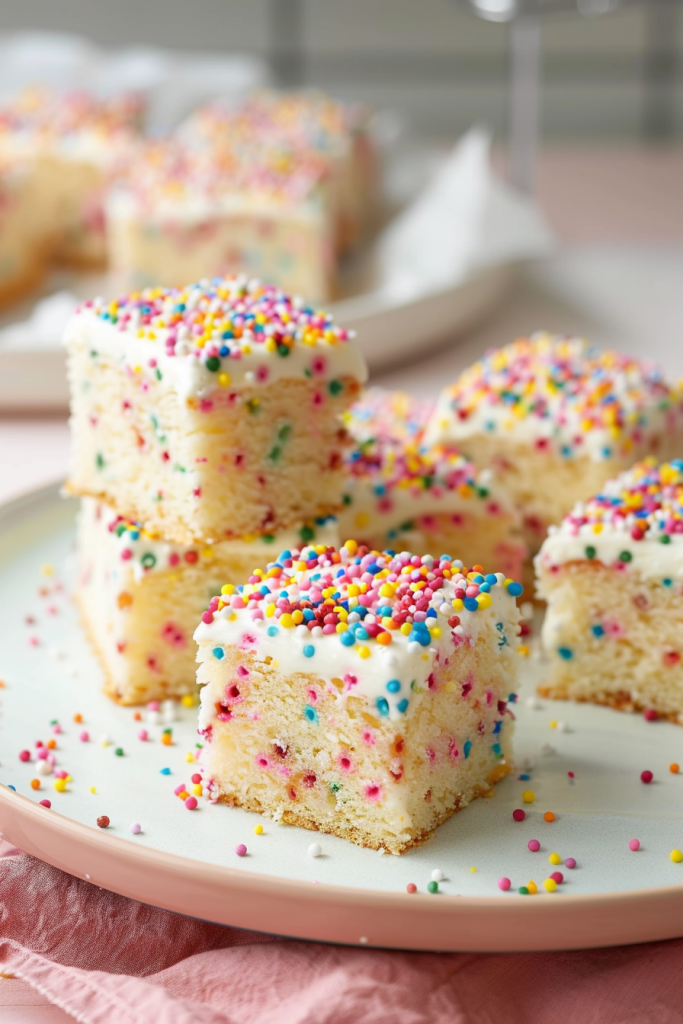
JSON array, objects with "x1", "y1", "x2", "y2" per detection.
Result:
[{"x1": 66, "y1": 273, "x2": 366, "y2": 703}]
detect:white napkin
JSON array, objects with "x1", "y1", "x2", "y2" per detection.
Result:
[{"x1": 372, "y1": 127, "x2": 553, "y2": 304}]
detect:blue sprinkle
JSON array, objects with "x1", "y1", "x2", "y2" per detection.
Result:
[
  {"x1": 493, "y1": 720, "x2": 502, "y2": 734},
  {"x1": 464, "y1": 740, "x2": 472, "y2": 759},
  {"x1": 376, "y1": 697, "x2": 390, "y2": 717},
  {"x1": 492, "y1": 742, "x2": 502, "y2": 756},
  {"x1": 212, "y1": 647, "x2": 225, "y2": 660},
  {"x1": 7, "y1": 784, "x2": 16, "y2": 791},
  {"x1": 303, "y1": 644, "x2": 315, "y2": 658},
  {"x1": 219, "y1": 345, "x2": 230, "y2": 356},
  {"x1": 353, "y1": 626, "x2": 369, "y2": 641},
  {"x1": 508, "y1": 692, "x2": 518, "y2": 703},
  {"x1": 558, "y1": 646, "x2": 573, "y2": 660},
  {"x1": 160, "y1": 767, "x2": 172, "y2": 775},
  {"x1": 479, "y1": 582, "x2": 490, "y2": 593},
  {"x1": 304, "y1": 705, "x2": 318, "y2": 724},
  {"x1": 426, "y1": 608, "x2": 437, "y2": 619},
  {"x1": 591, "y1": 624, "x2": 605, "y2": 638},
  {"x1": 340, "y1": 631, "x2": 356, "y2": 647},
  {"x1": 267, "y1": 626, "x2": 279, "y2": 637},
  {"x1": 397, "y1": 699, "x2": 409, "y2": 714},
  {"x1": 386, "y1": 679, "x2": 401, "y2": 693},
  {"x1": 303, "y1": 609, "x2": 315, "y2": 621},
  {"x1": 519, "y1": 773, "x2": 531, "y2": 781},
  {"x1": 463, "y1": 597, "x2": 479, "y2": 612},
  {"x1": 485, "y1": 574, "x2": 498, "y2": 585},
  {"x1": 663, "y1": 578, "x2": 673, "y2": 587},
  {"x1": 408, "y1": 627, "x2": 431, "y2": 646},
  {"x1": 507, "y1": 581, "x2": 523, "y2": 597}
]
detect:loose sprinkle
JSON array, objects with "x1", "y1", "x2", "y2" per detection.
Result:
[
  {"x1": 565, "y1": 857, "x2": 577, "y2": 869},
  {"x1": 528, "y1": 839, "x2": 541, "y2": 853},
  {"x1": 498, "y1": 877, "x2": 511, "y2": 891},
  {"x1": 406, "y1": 883, "x2": 417, "y2": 894},
  {"x1": 184, "y1": 796, "x2": 198, "y2": 810},
  {"x1": 235, "y1": 844, "x2": 247, "y2": 857},
  {"x1": 543, "y1": 811, "x2": 555, "y2": 823},
  {"x1": 308, "y1": 843, "x2": 322, "y2": 858},
  {"x1": 543, "y1": 878, "x2": 557, "y2": 893},
  {"x1": 254, "y1": 824, "x2": 264, "y2": 835},
  {"x1": 670, "y1": 763, "x2": 680, "y2": 774},
  {"x1": 641, "y1": 770, "x2": 653, "y2": 784},
  {"x1": 629, "y1": 839, "x2": 641, "y2": 852},
  {"x1": 427, "y1": 881, "x2": 439, "y2": 894},
  {"x1": 129, "y1": 822, "x2": 142, "y2": 834},
  {"x1": 431, "y1": 868, "x2": 444, "y2": 882},
  {"x1": 550, "y1": 871, "x2": 564, "y2": 884},
  {"x1": 671, "y1": 850, "x2": 683, "y2": 863},
  {"x1": 549, "y1": 852, "x2": 562, "y2": 865},
  {"x1": 522, "y1": 790, "x2": 535, "y2": 804},
  {"x1": 512, "y1": 808, "x2": 526, "y2": 822},
  {"x1": 97, "y1": 816, "x2": 110, "y2": 828}
]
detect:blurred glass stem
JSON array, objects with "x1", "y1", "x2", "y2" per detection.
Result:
[{"x1": 509, "y1": 15, "x2": 541, "y2": 195}]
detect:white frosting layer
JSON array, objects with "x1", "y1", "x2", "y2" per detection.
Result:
[
  {"x1": 195, "y1": 575, "x2": 519, "y2": 725},
  {"x1": 65, "y1": 305, "x2": 367, "y2": 401}
]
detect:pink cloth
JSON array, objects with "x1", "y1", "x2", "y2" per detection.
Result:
[{"x1": 1, "y1": 840, "x2": 682, "y2": 1024}]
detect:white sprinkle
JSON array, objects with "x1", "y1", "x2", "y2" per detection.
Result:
[
  {"x1": 147, "y1": 711, "x2": 160, "y2": 726},
  {"x1": 377, "y1": 847, "x2": 386, "y2": 856},
  {"x1": 431, "y1": 868, "x2": 444, "y2": 882},
  {"x1": 359, "y1": 936, "x2": 368, "y2": 944},
  {"x1": 161, "y1": 700, "x2": 177, "y2": 723},
  {"x1": 85, "y1": 873, "x2": 91, "y2": 880},
  {"x1": 129, "y1": 822, "x2": 142, "y2": 835},
  {"x1": 526, "y1": 696, "x2": 542, "y2": 710},
  {"x1": 38, "y1": 760, "x2": 53, "y2": 776},
  {"x1": 99, "y1": 734, "x2": 111, "y2": 747},
  {"x1": 308, "y1": 842, "x2": 322, "y2": 858}
]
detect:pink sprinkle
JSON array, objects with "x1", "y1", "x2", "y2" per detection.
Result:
[
  {"x1": 406, "y1": 883, "x2": 417, "y2": 894},
  {"x1": 148, "y1": 701, "x2": 160, "y2": 711},
  {"x1": 640, "y1": 770, "x2": 653, "y2": 784},
  {"x1": 528, "y1": 839, "x2": 541, "y2": 852},
  {"x1": 173, "y1": 783, "x2": 186, "y2": 795},
  {"x1": 512, "y1": 808, "x2": 526, "y2": 822},
  {"x1": 629, "y1": 839, "x2": 641, "y2": 852},
  {"x1": 202, "y1": 610, "x2": 214, "y2": 624},
  {"x1": 79, "y1": 731, "x2": 89, "y2": 742},
  {"x1": 564, "y1": 857, "x2": 577, "y2": 869},
  {"x1": 235, "y1": 843, "x2": 247, "y2": 857},
  {"x1": 129, "y1": 822, "x2": 142, "y2": 834},
  {"x1": 52, "y1": 724, "x2": 62, "y2": 734},
  {"x1": 137, "y1": 729, "x2": 149, "y2": 742},
  {"x1": 19, "y1": 749, "x2": 31, "y2": 762},
  {"x1": 184, "y1": 796, "x2": 198, "y2": 810},
  {"x1": 643, "y1": 709, "x2": 658, "y2": 722},
  {"x1": 567, "y1": 771, "x2": 575, "y2": 779},
  {"x1": 498, "y1": 877, "x2": 511, "y2": 891},
  {"x1": 550, "y1": 871, "x2": 564, "y2": 884},
  {"x1": 39, "y1": 799, "x2": 51, "y2": 808}
]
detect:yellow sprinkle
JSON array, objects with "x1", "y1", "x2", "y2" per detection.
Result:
[
  {"x1": 671, "y1": 849, "x2": 683, "y2": 863},
  {"x1": 550, "y1": 720, "x2": 558, "y2": 729},
  {"x1": 217, "y1": 372, "x2": 232, "y2": 387},
  {"x1": 201, "y1": 546, "x2": 215, "y2": 562},
  {"x1": 549, "y1": 852, "x2": 562, "y2": 865},
  {"x1": 517, "y1": 645, "x2": 529, "y2": 657},
  {"x1": 221, "y1": 584, "x2": 235, "y2": 595},
  {"x1": 279, "y1": 613, "x2": 294, "y2": 629},
  {"x1": 476, "y1": 593, "x2": 492, "y2": 610},
  {"x1": 343, "y1": 539, "x2": 358, "y2": 555},
  {"x1": 430, "y1": 626, "x2": 442, "y2": 639},
  {"x1": 400, "y1": 623, "x2": 412, "y2": 636},
  {"x1": 357, "y1": 646, "x2": 371, "y2": 659},
  {"x1": 543, "y1": 878, "x2": 557, "y2": 893},
  {"x1": 470, "y1": 866, "x2": 477, "y2": 873},
  {"x1": 451, "y1": 598, "x2": 464, "y2": 612},
  {"x1": 181, "y1": 694, "x2": 195, "y2": 708},
  {"x1": 89, "y1": 786, "x2": 96, "y2": 794},
  {"x1": 522, "y1": 789, "x2": 535, "y2": 804},
  {"x1": 185, "y1": 752, "x2": 195, "y2": 763},
  {"x1": 192, "y1": 784, "x2": 203, "y2": 796},
  {"x1": 53, "y1": 778, "x2": 66, "y2": 792},
  {"x1": 254, "y1": 824, "x2": 264, "y2": 835}
]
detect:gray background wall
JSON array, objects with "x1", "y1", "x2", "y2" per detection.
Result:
[{"x1": 1, "y1": 0, "x2": 682, "y2": 141}]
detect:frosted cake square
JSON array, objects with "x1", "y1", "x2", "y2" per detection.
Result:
[
  {"x1": 179, "y1": 89, "x2": 379, "y2": 254},
  {"x1": 0, "y1": 87, "x2": 141, "y2": 267},
  {"x1": 105, "y1": 139, "x2": 337, "y2": 303},
  {"x1": 341, "y1": 388, "x2": 526, "y2": 581},
  {"x1": 536, "y1": 459, "x2": 683, "y2": 724},
  {"x1": 194, "y1": 543, "x2": 521, "y2": 854},
  {"x1": 77, "y1": 497, "x2": 339, "y2": 705},
  {"x1": 65, "y1": 275, "x2": 366, "y2": 545},
  {"x1": 424, "y1": 333, "x2": 683, "y2": 557}
]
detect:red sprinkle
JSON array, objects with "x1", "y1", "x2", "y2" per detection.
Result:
[
  {"x1": 640, "y1": 770, "x2": 654, "y2": 784},
  {"x1": 184, "y1": 796, "x2": 198, "y2": 810},
  {"x1": 550, "y1": 871, "x2": 564, "y2": 884},
  {"x1": 97, "y1": 816, "x2": 110, "y2": 828},
  {"x1": 39, "y1": 799, "x2": 51, "y2": 808},
  {"x1": 18, "y1": 749, "x2": 31, "y2": 762},
  {"x1": 512, "y1": 808, "x2": 526, "y2": 822},
  {"x1": 406, "y1": 883, "x2": 417, "y2": 894}
]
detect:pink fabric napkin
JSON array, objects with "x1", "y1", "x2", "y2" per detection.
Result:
[{"x1": 1, "y1": 839, "x2": 682, "y2": 1024}]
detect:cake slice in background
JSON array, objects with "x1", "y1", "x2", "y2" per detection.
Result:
[
  {"x1": 178, "y1": 89, "x2": 380, "y2": 256},
  {"x1": 195, "y1": 542, "x2": 521, "y2": 854},
  {"x1": 105, "y1": 139, "x2": 337, "y2": 302},
  {"x1": 0, "y1": 87, "x2": 142, "y2": 268},
  {"x1": 0, "y1": 159, "x2": 46, "y2": 307},
  {"x1": 536, "y1": 459, "x2": 683, "y2": 724},
  {"x1": 65, "y1": 274, "x2": 367, "y2": 545},
  {"x1": 341, "y1": 388, "x2": 526, "y2": 582},
  {"x1": 77, "y1": 497, "x2": 339, "y2": 705},
  {"x1": 424, "y1": 333, "x2": 683, "y2": 559}
]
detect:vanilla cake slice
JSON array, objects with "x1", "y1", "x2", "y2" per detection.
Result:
[
  {"x1": 194, "y1": 542, "x2": 522, "y2": 854},
  {"x1": 77, "y1": 497, "x2": 339, "y2": 705},
  {"x1": 424, "y1": 333, "x2": 683, "y2": 557},
  {"x1": 341, "y1": 388, "x2": 526, "y2": 581},
  {"x1": 65, "y1": 275, "x2": 367, "y2": 545},
  {"x1": 536, "y1": 460, "x2": 683, "y2": 724}
]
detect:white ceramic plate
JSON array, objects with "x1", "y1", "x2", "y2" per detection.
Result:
[{"x1": 1, "y1": 484, "x2": 682, "y2": 951}]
